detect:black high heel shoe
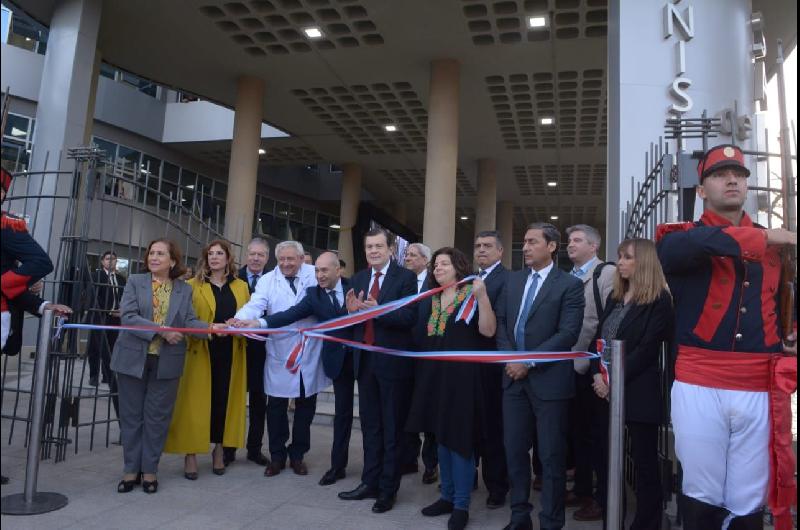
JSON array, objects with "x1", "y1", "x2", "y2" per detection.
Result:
[
  {"x1": 142, "y1": 479, "x2": 158, "y2": 494},
  {"x1": 117, "y1": 473, "x2": 141, "y2": 493},
  {"x1": 184, "y1": 455, "x2": 198, "y2": 481},
  {"x1": 212, "y1": 446, "x2": 225, "y2": 476}
]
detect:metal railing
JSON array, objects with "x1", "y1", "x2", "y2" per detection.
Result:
[{"x1": 1, "y1": 149, "x2": 234, "y2": 462}]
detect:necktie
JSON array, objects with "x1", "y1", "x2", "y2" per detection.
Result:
[
  {"x1": 286, "y1": 276, "x2": 297, "y2": 295},
  {"x1": 363, "y1": 270, "x2": 382, "y2": 345},
  {"x1": 572, "y1": 267, "x2": 584, "y2": 278},
  {"x1": 479, "y1": 269, "x2": 487, "y2": 278},
  {"x1": 328, "y1": 289, "x2": 342, "y2": 314},
  {"x1": 514, "y1": 271, "x2": 541, "y2": 351},
  {"x1": 250, "y1": 273, "x2": 259, "y2": 292},
  {"x1": 109, "y1": 272, "x2": 119, "y2": 310}
]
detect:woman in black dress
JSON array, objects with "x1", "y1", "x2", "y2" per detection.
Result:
[
  {"x1": 588, "y1": 238, "x2": 674, "y2": 529},
  {"x1": 406, "y1": 247, "x2": 496, "y2": 530}
]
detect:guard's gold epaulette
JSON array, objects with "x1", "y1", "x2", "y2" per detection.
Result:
[
  {"x1": 655, "y1": 222, "x2": 694, "y2": 242},
  {"x1": 1, "y1": 211, "x2": 28, "y2": 232}
]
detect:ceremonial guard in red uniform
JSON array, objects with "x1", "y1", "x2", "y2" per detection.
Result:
[
  {"x1": 656, "y1": 145, "x2": 797, "y2": 530},
  {"x1": 1, "y1": 168, "x2": 55, "y2": 349}
]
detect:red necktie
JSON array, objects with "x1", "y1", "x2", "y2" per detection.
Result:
[{"x1": 363, "y1": 270, "x2": 382, "y2": 345}]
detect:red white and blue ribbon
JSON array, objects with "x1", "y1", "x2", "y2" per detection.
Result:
[
  {"x1": 596, "y1": 338, "x2": 610, "y2": 385},
  {"x1": 60, "y1": 274, "x2": 599, "y2": 372}
]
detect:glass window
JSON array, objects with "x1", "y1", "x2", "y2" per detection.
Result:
[
  {"x1": 289, "y1": 205, "x2": 302, "y2": 220},
  {"x1": 99, "y1": 62, "x2": 116, "y2": 80},
  {"x1": 180, "y1": 170, "x2": 196, "y2": 209},
  {"x1": 275, "y1": 201, "x2": 290, "y2": 218},
  {"x1": 197, "y1": 175, "x2": 213, "y2": 196},
  {"x1": 141, "y1": 154, "x2": 161, "y2": 176},
  {"x1": 117, "y1": 145, "x2": 141, "y2": 168},
  {"x1": 0, "y1": 139, "x2": 28, "y2": 172},
  {"x1": 328, "y1": 229, "x2": 339, "y2": 250},
  {"x1": 303, "y1": 209, "x2": 316, "y2": 225},
  {"x1": 260, "y1": 197, "x2": 274, "y2": 215},
  {"x1": 120, "y1": 71, "x2": 158, "y2": 98},
  {"x1": 4, "y1": 114, "x2": 30, "y2": 142},
  {"x1": 161, "y1": 162, "x2": 179, "y2": 183},
  {"x1": 91, "y1": 137, "x2": 118, "y2": 161},
  {"x1": 315, "y1": 228, "x2": 328, "y2": 249},
  {"x1": 317, "y1": 213, "x2": 331, "y2": 228},
  {"x1": 259, "y1": 213, "x2": 276, "y2": 236},
  {"x1": 215, "y1": 182, "x2": 227, "y2": 200}
]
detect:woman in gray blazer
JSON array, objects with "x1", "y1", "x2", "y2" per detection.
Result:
[{"x1": 111, "y1": 239, "x2": 210, "y2": 494}]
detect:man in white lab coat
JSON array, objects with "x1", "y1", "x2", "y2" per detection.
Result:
[{"x1": 233, "y1": 241, "x2": 331, "y2": 477}]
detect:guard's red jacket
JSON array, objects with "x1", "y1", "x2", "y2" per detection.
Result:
[
  {"x1": 656, "y1": 209, "x2": 783, "y2": 354},
  {"x1": 1, "y1": 211, "x2": 54, "y2": 312}
]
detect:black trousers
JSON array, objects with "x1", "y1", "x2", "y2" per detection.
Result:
[
  {"x1": 246, "y1": 340, "x2": 267, "y2": 455},
  {"x1": 266, "y1": 375, "x2": 317, "y2": 462},
  {"x1": 594, "y1": 397, "x2": 663, "y2": 530},
  {"x1": 87, "y1": 316, "x2": 119, "y2": 381},
  {"x1": 504, "y1": 380, "x2": 569, "y2": 530},
  {"x1": 476, "y1": 365, "x2": 508, "y2": 497},
  {"x1": 209, "y1": 339, "x2": 233, "y2": 444},
  {"x1": 330, "y1": 352, "x2": 356, "y2": 471},
  {"x1": 570, "y1": 372, "x2": 595, "y2": 497},
  {"x1": 403, "y1": 431, "x2": 438, "y2": 470},
  {"x1": 357, "y1": 353, "x2": 412, "y2": 496}
]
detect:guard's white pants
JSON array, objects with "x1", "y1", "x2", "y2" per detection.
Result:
[
  {"x1": 671, "y1": 381, "x2": 769, "y2": 516},
  {"x1": 1, "y1": 310, "x2": 10, "y2": 349}
]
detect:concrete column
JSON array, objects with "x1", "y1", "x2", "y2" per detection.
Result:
[
  {"x1": 338, "y1": 163, "x2": 362, "y2": 277},
  {"x1": 497, "y1": 200, "x2": 514, "y2": 268},
  {"x1": 28, "y1": 0, "x2": 102, "y2": 245},
  {"x1": 82, "y1": 48, "x2": 102, "y2": 145},
  {"x1": 224, "y1": 76, "x2": 265, "y2": 250},
  {"x1": 422, "y1": 59, "x2": 460, "y2": 249},
  {"x1": 475, "y1": 158, "x2": 497, "y2": 236}
]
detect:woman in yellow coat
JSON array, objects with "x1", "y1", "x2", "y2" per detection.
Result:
[{"x1": 164, "y1": 239, "x2": 249, "y2": 478}]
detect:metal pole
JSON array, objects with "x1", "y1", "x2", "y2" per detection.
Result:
[
  {"x1": 1, "y1": 310, "x2": 69, "y2": 515},
  {"x1": 607, "y1": 339, "x2": 626, "y2": 530}
]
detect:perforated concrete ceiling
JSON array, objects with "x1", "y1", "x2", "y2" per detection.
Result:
[{"x1": 79, "y1": 0, "x2": 614, "y2": 234}]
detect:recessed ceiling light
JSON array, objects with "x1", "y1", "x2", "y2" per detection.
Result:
[
  {"x1": 186, "y1": 184, "x2": 195, "y2": 190},
  {"x1": 304, "y1": 27, "x2": 323, "y2": 39},
  {"x1": 547, "y1": 181, "x2": 558, "y2": 187},
  {"x1": 384, "y1": 124, "x2": 397, "y2": 132},
  {"x1": 460, "y1": 216, "x2": 469, "y2": 220},
  {"x1": 540, "y1": 117, "x2": 554, "y2": 125},
  {"x1": 258, "y1": 148, "x2": 266, "y2": 155},
  {"x1": 550, "y1": 215, "x2": 559, "y2": 220},
  {"x1": 528, "y1": 15, "x2": 547, "y2": 28},
  {"x1": 329, "y1": 224, "x2": 341, "y2": 229}
]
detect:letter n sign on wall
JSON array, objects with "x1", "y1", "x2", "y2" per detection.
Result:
[{"x1": 664, "y1": 1, "x2": 695, "y2": 114}]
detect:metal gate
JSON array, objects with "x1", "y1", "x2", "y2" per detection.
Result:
[{"x1": 1, "y1": 147, "x2": 237, "y2": 462}]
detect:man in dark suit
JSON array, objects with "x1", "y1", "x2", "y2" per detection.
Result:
[
  {"x1": 236, "y1": 236, "x2": 271, "y2": 466},
  {"x1": 261, "y1": 251, "x2": 355, "y2": 486},
  {"x1": 338, "y1": 227, "x2": 417, "y2": 513},
  {"x1": 400, "y1": 242, "x2": 438, "y2": 484},
  {"x1": 87, "y1": 251, "x2": 125, "y2": 388},
  {"x1": 496, "y1": 223, "x2": 584, "y2": 530},
  {"x1": 473, "y1": 230, "x2": 511, "y2": 509}
]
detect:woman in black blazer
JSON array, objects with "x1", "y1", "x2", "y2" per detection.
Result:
[{"x1": 587, "y1": 238, "x2": 674, "y2": 530}]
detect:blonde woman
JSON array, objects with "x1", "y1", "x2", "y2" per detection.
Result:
[
  {"x1": 164, "y1": 239, "x2": 249, "y2": 479},
  {"x1": 584, "y1": 238, "x2": 674, "y2": 529}
]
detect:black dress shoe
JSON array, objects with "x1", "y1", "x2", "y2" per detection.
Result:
[
  {"x1": 247, "y1": 452, "x2": 270, "y2": 466},
  {"x1": 264, "y1": 460, "x2": 285, "y2": 477},
  {"x1": 318, "y1": 468, "x2": 345, "y2": 486},
  {"x1": 371, "y1": 494, "x2": 396, "y2": 513},
  {"x1": 422, "y1": 466, "x2": 438, "y2": 484},
  {"x1": 117, "y1": 479, "x2": 137, "y2": 493},
  {"x1": 486, "y1": 493, "x2": 506, "y2": 509},
  {"x1": 421, "y1": 498, "x2": 453, "y2": 516},
  {"x1": 338, "y1": 483, "x2": 379, "y2": 500},
  {"x1": 223, "y1": 448, "x2": 236, "y2": 466},
  {"x1": 1, "y1": 475, "x2": 9, "y2": 485},
  {"x1": 448, "y1": 509, "x2": 469, "y2": 530},
  {"x1": 502, "y1": 520, "x2": 533, "y2": 530}
]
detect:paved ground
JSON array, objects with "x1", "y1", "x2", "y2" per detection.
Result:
[{"x1": 2, "y1": 418, "x2": 610, "y2": 530}]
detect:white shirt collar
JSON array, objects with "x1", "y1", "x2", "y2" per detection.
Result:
[
  {"x1": 372, "y1": 260, "x2": 391, "y2": 277},
  {"x1": 480, "y1": 260, "x2": 501, "y2": 277},
  {"x1": 329, "y1": 278, "x2": 343, "y2": 295},
  {"x1": 416, "y1": 269, "x2": 427, "y2": 283},
  {"x1": 530, "y1": 261, "x2": 554, "y2": 281}
]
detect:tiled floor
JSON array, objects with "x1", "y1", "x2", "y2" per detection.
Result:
[{"x1": 1, "y1": 420, "x2": 607, "y2": 530}]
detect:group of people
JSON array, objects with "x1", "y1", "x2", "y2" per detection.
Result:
[{"x1": 2, "y1": 144, "x2": 796, "y2": 530}]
